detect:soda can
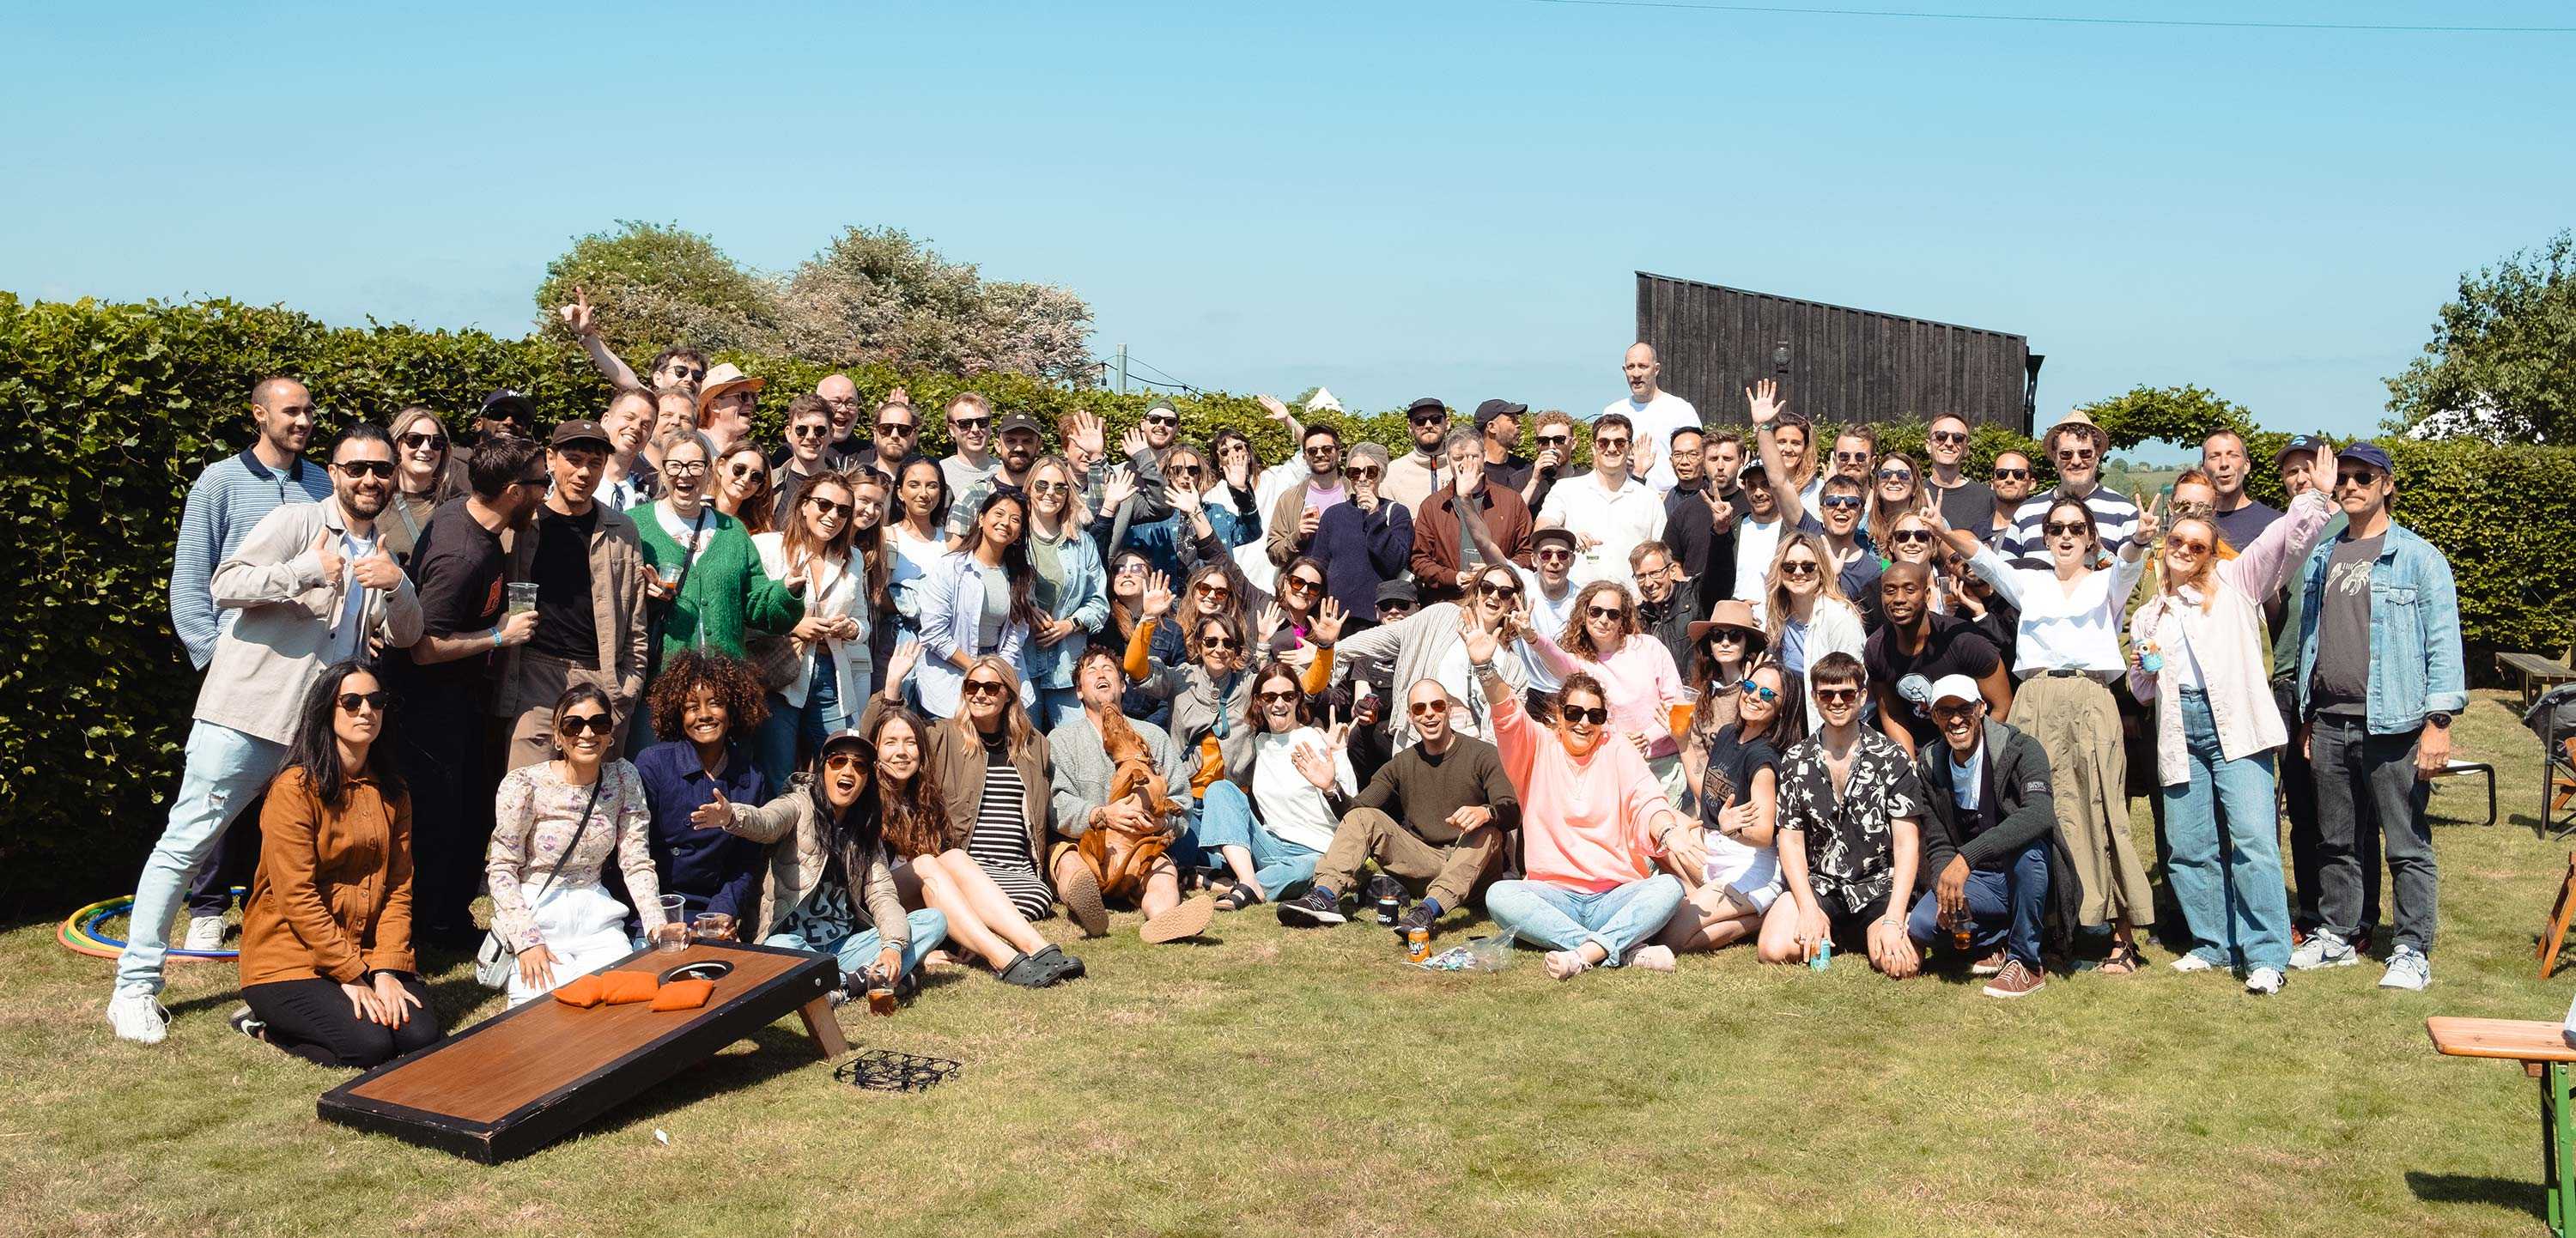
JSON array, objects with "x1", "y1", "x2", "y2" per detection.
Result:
[
  {"x1": 1406, "y1": 926, "x2": 1431, "y2": 963},
  {"x1": 1376, "y1": 895, "x2": 1400, "y2": 925}
]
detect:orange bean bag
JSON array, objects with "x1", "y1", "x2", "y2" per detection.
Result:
[
  {"x1": 551, "y1": 974, "x2": 607, "y2": 1008},
  {"x1": 598, "y1": 970, "x2": 659, "y2": 1004},
  {"x1": 650, "y1": 978, "x2": 714, "y2": 1011}
]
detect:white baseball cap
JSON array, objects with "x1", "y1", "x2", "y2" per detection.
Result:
[{"x1": 1929, "y1": 675, "x2": 1982, "y2": 707}]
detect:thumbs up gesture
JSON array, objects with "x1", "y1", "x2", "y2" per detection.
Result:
[
  {"x1": 313, "y1": 527, "x2": 346, "y2": 580},
  {"x1": 351, "y1": 542, "x2": 404, "y2": 591},
  {"x1": 690, "y1": 785, "x2": 732, "y2": 831}
]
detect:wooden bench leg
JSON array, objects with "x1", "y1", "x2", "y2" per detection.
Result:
[
  {"x1": 2542, "y1": 858, "x2": 2576, "y2": 981},
  {"x1": 797, "y1": 995, "x2": 848, "y2": 1059}
]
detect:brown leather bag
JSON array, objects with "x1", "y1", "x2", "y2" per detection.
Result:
[{"x1": 1078, "y1": 758, "x2": 1179, "y2": 900}]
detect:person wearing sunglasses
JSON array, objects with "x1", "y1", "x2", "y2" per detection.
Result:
[
  {"x1": 1534, "y1": 411, "x2": 1668, "y2": 591},
  {"x1": 1413, "y1": 427, "x2": 1535, "y2": 606},
  {"x1": 1308, "y1": 442, "x2": 1414, "y2": 624},
  {"x1": 1657, "y1": 658, "x2": 1806, "y2": 958},
  {"x1": 1265, "y1": 422, "x2": 1351, "y2": 567},
  {"x1": 848, "y1": 390, "x2": 916, "y2": 482},
  {"x1": 1761, "y1": 531, "x2": 1866, "y2": 731},
  {"x1": 1383, "y1": 396, "x2": 1451, "y2": 513},
  {"x1": 1522, "y1": 580, "x2": 1689, "y2": 798},
  {"x1": 386, "y1": 435, "x2": 546, "y2": 945},
  {"x1": 1981, "y1": 449, "x2": 2036, "y2": 548},
  {"x1": 1922, "y1": 412, "x2": 1991, "y2": 533},
  {"x1": 1863, "y1": 561, "x2": 2009, "y2": 755},
  {"x1": 749, "y1": 472, "x2": 874, "y2": 787},
  {"x1": 1279, "y1": 677, "x2": 1516, "y2": 939},
  {"x1": 2127, "y1": 444, "x2": 2333, "y2": 994},
  {"x1": 1902, "y1": 676, "x2": 2066, "y2": 998},
  {"x1": 1935, "y1": 477, "x2": 2160, "y2": 976},
  {"x1": 2287, "y1": 441, "x2": 2459, "y2": 992},
  {"x1": 1464, "y1": 619, "x2": 1687, "y2": 979},
  {"x1": 1190, "y1": 661, "x2": 1354, "y2": 912},
  {"x1": 946, "y1": 411, "x2": 1047, "y2": 543},
  {"x1": 1412, "y1": 565, "x2": 1541, "y2": 743},
  {"x1": 1728, "y1": 458, "x2": 1820, "y2": 622},
  {"x1": 556, "y1": 284, "x2": 708, "y2": 400},
  {"x1": 629, "y1": 430, "x2": 803, "y2": 718},
  {"x1": 229, "y1": 662, "x2": 445, "y2": 1065},
  {"x1": 711, "y1": 440, "x2": 778, "y2": 537},
  {"x1": 939, "y1": 391, "x2": 1003, "y2": 508},
  {"x1": 1807, "y1": 474, "x2": 1881, "y2": 612},
  {"x1": 1514, "y1": 408, "x2": 1584, "y2": 511},
  {"x1": 1680, "y1": 599, "x2": 1769, "y2": 752},
  {"x1": 380, "y1": 405, "x2": 459, "y2": 568},
  {"x1": 2000, "y1": 410, "x2": 2140, "y2": 572},
  {"x1": 486, "y1": 684, "x2": 664, "y2": 1005},
  {"x1": 108, "y1": 423, "x2": 426, "y2": 1044},
  {"x1": 1020, "y1": 454, "x2": 1110, "y2": 730},
  {"x1": 769, "y1": 394, "x2": 839, "y2": 527},
  {"x1": 1770, "y1": 652, "x2": 1928, "y2": 977},
  {"x1": 1866, "y1": 452, "x2": 1926, "y2": 551}
]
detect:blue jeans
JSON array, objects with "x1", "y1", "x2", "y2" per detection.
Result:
[
  {"x1": 1484, "y1": 873, "x2": 1685, "y2": 966},
  {"x1": 1905, "y1": 837, "x2": 2050, "y2": 970},
  {"x1": 117, "y1": 720, "x2": 289, "y2": 995},
  {"x1": 765, "y1": 907, "x2": 949, "y2": 980},
  {"x1": 1034, "y1": 686, "x2": 1084, "y2": 732},
  {"x1": 2160, "y1": 689, "x2": 2293, "y2": 969},
  {"x1": 1193, "y1": 780, "x2": 1320, "y2": 897},
  {"x1": 754, "y1": 658, "x2": 848, "y2": 791}
]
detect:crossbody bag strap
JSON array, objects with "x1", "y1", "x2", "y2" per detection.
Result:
[{"x1": 526, "y1": 772, "x2": 608, "y2": 907}]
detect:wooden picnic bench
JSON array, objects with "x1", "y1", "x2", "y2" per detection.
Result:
[
  {"x1": 2500, "y1": 646, "x2": 2576, "y2": 713},
  {"x1": 2428, "y1": 1016, "x2": 2576, "y2": 1236}
]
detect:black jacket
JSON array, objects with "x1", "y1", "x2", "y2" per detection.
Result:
[{"x1": 1914, "y1": 719, "x2": 2081, "y2": 957}]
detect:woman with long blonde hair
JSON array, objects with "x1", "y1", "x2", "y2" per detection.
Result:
[
  {"x1": 861, "y1": 703, "x2": 1072, "y2": 987},
  {"x1": 1762, "y1": 530, "x2": 1865, "y2": 729}
]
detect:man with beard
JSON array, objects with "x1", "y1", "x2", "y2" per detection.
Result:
[
  {"x1": 1980, "y1": 449, "x2": 2035, "y2": 548},
  {"x1": 1476, "y1": 399, "x2": 1535, "y2": 495},
  {"x1": 2002, "y1": 411, "x2": 2141, "y2": 570},
  {"x1": 388, "y1": 436, "x2": 546, "y2": 944},
  {"x1": 109, "y1": 423, "x2": 424, "y2": 1042},
  {"x1": 1923, "y1": 413, "x2": 1991, "y2": 534},
  {"x1": 946, "y1": 411, "x2": 1044, "y2": 540},
  {"x1": 1862, "y1": 562, "x2": 2010, "y2": 755},
  {"x1": 1383, "y1": 397, "x2": 1450, "y2": 513}
]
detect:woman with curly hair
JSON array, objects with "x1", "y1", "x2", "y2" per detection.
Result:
[
  {"x1": 866, "y1": 649, "x2": 1082, "y2": 986},
  {"x1": 635, "y1": 651, "x2": 772, "y2": 931}
]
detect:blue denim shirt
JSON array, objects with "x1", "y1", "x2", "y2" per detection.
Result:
[{"x1": 2294, "y1": 521, "x2": 2466, "y2": 735}]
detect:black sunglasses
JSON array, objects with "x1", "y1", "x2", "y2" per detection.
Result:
[
  {"x1": 398, "y1": 432, "x2": 447, "y2": 452},
  {"x1": 807, "y1": 495, "x2": 854, "y2": 519},
  {"x1": 558, "y1": 713, "x2": 614, "y2": 736},
  {"x1": 334, "y1": 459, "x2": 395, "y2": 478},
  {"x1": 336, "y1": 691, "x2": 388, "y2": 713},
  {"x1": 1560, "y1": 705, "x2": 1611, "y2": 725},
  {"x1": 1991, "y1": 467, "x2": 2032, "y2": 481},
  {"x1": 791, "y1": 424, "x2": 829, "y2": 439}
]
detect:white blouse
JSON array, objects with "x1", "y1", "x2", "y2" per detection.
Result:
[{"x1": 1967, "y1": 543, "x2": 2145, "y2": 675}]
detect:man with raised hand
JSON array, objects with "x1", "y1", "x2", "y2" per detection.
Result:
[
  {"x1": 1534, "y1": 412, "x2": 1666, "y2": 589},
  {"x1": 1279, "y1": 678, "x2": 1516, "y2": 941},
  {"x1": 1412, "y1": 427, "x2": 1534, "y2": 604},
  {"x1": 110, "y1": 423, "x2": 423, "y2": 1043},
  {"x1": 1601, "y1": 343, "x2": 1698, "y2": 495},
  {"x1": 557, "y1": 285, "x2": 709, "y2": 396},
  {"x1": 2290, "y1": 443, "x2": 2463, "y2": 992}
]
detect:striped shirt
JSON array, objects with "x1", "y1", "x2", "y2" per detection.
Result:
[
  {"x1": 170, "y1": 449, "x2": 332, "y2": 669},
  {"x1": 1999, "y1": 484, "x2": 2142, "y2": 573},
  {"x1": 966, "y1": 745, "x2": 1052, "y2": 920}
]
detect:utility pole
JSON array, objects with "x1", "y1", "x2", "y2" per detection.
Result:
[{"x1": 1115, "y1": 343, "x2": 1127, "y2": 395}]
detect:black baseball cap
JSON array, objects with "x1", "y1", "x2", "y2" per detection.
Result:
[
  {"x1": 479, "y1": 389, "x2": 536, "y2": 425},
  {"x1": 2336, "y1": 442, "x2": 2395, "y2": 476},
  {"x1": 1473, "y1": 398, "x2": 1528, "y2": 428},
  {"x1": 1406, "y1": 397, "x2": 1448, "y2": 420},
  {"x1": 2275, "y1": 434, "x2": 2326, "y2": 465},
  {"x1": 550, "y1": 418, "x2": 612, "y2": 452},
  {"x1": 995, "y1": 412, "x2": 1042, "y2": 437}
]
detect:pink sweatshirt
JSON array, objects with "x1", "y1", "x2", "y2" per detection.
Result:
[
  {"x1": 1492, "y1": 691, "x2": 1674, "y2": 892},
  {"x1": 1528, "y1": 631, "x2": 1687, "y2": 756}
]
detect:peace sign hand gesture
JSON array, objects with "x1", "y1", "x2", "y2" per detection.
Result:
[{"x1": 2132, "y1": 490, "x2": 2164, "y2": 546}]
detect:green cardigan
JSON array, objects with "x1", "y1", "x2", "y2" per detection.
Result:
[{"x1": 627, "y1": 501, "x2": 803, "y2": 662}]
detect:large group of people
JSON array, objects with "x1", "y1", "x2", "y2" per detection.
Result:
[{"x1": 103, "y1": 322, "x2": 2469, "y2": 1063}]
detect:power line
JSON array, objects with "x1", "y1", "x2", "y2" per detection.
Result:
[{"x1": 1520, "y1": 0, "x2": 2576, "y2": 33}]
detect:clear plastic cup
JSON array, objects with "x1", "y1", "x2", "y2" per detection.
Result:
[{"x1": 653, "y1": 894, "x2": 689, "y2": 951}]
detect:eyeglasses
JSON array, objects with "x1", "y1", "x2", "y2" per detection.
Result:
[
  {"x1": 1030, "y1": 480, "x2": 1070, "y2": 497},
  {"x1": 1559, "y1": 705, "x2": 1611, "y2": 725},
  {"x1": 2043, "y1": 520, "x2": 2088, "y2": 537},
  {"x1": 2055, "y1": 448, "x2": 2098, "y2": 464},
  {"x1": 1890, "y1": 529, "x2": 1934, "y2": 545},
  {"x1": 1585, "y1": 604, "x2": 1626, "y2": 620},
  {"x1": 1779, "y1": 561, "x2": 1820, "y2": 578},
  {"x1": 1285, "y1": 574, "x2": 1323, "y2": 593},
  {"x1": 1199, "y1": 634, "x2": 1241, "y2": 650},
  {"x1": 878, "y1": 421, "x2": 915, "y2": 434},
  {"x1": 558, "y1": 713, "x2": 614, "y2": 736},
  {"x1": 1593, "y1": 436, "x2": 1630, "y2": 450},
  {"x1": 1814, "y1": 687, "x2": 1862, "y2": 705},
  {"x1": 1929, "y1": 430, "x2": 1967, "y2": 446},
  {"x1": 1990, "y1": 467, "x2": 2032, "y2": 481},
  {"x1": 1736, "y1": 680, "x2": 1780, "y2": 703},
  {"x1": 398, "y1": 433, "x2": 447, "y2": 452},
  {"x1": 2166, "y1": 536, "x2": 2213, "y2": 555},
  {"x1": 1833, "y1": 451, "x2": 1873, "y2": 464},
  {"x1": 1144, "y1": 413, "x2": 1179, "y2": 426},
  {"x1": 807, "y1": 495, "x2": 854, "y2": 519},
  {"x1": 336, "y1": 690, "x2": 388, "y2": 713},
  {"x1": 962, "y1": 679, "x2": 1009, "y2": 699},
  {"x1": 790, "y1": 424, "x2": 829, "y2": 439},
  {"x1": 334, "y1": 459, "x2": 395, "y2": 478},
  {"x1": 1876, "y1": 469, "x2": 1913, "y2": 482},
  {"x1": 1346, "y1": 467, "x2": 1382, "y2": 481},
  {"x1": 952, "y1": 417, "x2": 990, "y2": 431},
  {"x1": 1820, "y1": 495, "x2": 1863, "y2": 510},
  {"x1": 1536, "y1": 434, "x2": 1571, "y2": 446},
  {"x1": 1408, "y1": 700, "x2": 1450, "y2": 717},
  {"x1": 665, "y1": 461, "x2": 709, "y2": 477},
  {"x1": 1115, "y1": 561, "x2": 1149, "y2": 576},
  {"x1": 1194, "y1": 582, "x2": 1233, "y2": 598},
  {"x1": 1257, "y1": 689, "x2": 1301, "y2": 704},
  {"x1": 823, "y1": 751, "x2": 866, "y2": 772}
]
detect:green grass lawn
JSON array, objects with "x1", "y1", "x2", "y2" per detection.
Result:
[{"x1": 8, "y1": 689, "x2": 2573, "y2": 1237}]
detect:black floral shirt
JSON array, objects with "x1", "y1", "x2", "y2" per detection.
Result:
[{"x1": 1777, "y1": 729, "x2": 1929, "y2": 911}]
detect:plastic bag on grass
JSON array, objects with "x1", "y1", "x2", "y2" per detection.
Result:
[{"x1": 1413, "y1": 930, "x2": 1516, "y2": 973}]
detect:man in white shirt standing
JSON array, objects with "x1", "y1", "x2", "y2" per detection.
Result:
[
  {"x1": 1534, "y1": 413, "x2": 1666, "y2": 590},
  {"x1": 1601, "y1": 343, "x2": 1699, "y2": 495}
]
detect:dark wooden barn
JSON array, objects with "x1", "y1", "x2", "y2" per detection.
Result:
[{"x1": 1633, "y1": 272, "x2": 2041, "y2": 434}]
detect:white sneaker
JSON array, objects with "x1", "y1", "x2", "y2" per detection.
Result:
[
  {"x1": 107, "y1": 991, "x2": 170, "y2": 1044},
  {"x1": 2245, "y1": 968, "x2": 2285, "y2": 996},
  {"x1": 2288, "y1": 931, "x2": 2356, "y2": 971},
  {"x1": 2379, "y1": 945, "x2": 2432, "y2": 992},
  {"x1": 2171, "y1": 952, "x2": 2224, "y2": 974},
  {"x1": 183, "y1": 913, "x2": 227, "y2": 951}
]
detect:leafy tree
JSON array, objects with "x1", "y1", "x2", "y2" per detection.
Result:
[
  {"x1": 775, "y1": 227, "x2": 1094, "y2": 382},
  {"x1": 2078, "y1": 383, "x2": 2253, "y2": 451},
  {"x1": 2387, "y1": 230, "x2": 2576, "y2": 443},
  {"x1": 531, "y1": 221, "x2": 781, "y2": 360}
]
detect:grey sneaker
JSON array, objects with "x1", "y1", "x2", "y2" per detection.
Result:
[
  {"x1": 2288, "y1": 931, "x2": 2356, "y2": 971},
  {"x1": 2379, "y1": 945, "x2": 2431, "y2": 991},
  {"x1": 2245, "y1": 967, "x2": 2285, "y2": 996}
]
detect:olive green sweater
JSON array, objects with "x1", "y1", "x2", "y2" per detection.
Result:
[{"x1": 626, "y1": 501, "x2": 802, "y2": 662}]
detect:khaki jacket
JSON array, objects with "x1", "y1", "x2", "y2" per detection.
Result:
[
  {"x1": 495, "y1": 502, "x2": 652, "y2": 711},
  {"x1": 197, "y1": 500, "x2": 423, "y2": 744},
  {"x1": 720, "y1": 780, "x2": 912, "y2": 950},
  {"x1": 859, "y1": 695, "x2": 1054, "y2": 860}
]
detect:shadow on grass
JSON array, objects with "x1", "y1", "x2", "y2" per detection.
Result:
[
  {"x1": 582, "y1": 1023, "x2": 838, "y2": 1135},
  {"x1": 2405, "y1": 1169, "x2": 2549, "y2": 1223}
]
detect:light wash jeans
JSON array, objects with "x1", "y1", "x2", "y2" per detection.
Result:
[
  {"x1": 117, "y1": 720, "x2": 289, "y2": 996},
  {"x1": 766, "y1": 907, "x2": 950, "y2": 980},
  {"x1": 1193, "y1": 780, "x2": 1320, "y2": 898},
  {"x1": 2163, "y1": 689, "x2": 2293, "y2": 971},
  {"x1": 755, "y1": 657, "x2": 848, "y2": 792},
  {"x1": 1484, "y1": 873, "x2": 1686, "y2": 966},
  {"x1": 1034, "y1": 686, "x2": 1084, "y2": 732}
]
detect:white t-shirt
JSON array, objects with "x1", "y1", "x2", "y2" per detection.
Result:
[
  {"x1": 1601, "y1": 391, "x2": 1701, "y2": 494},
  {"x1": 1516, "y1": 567, "x2": 1584, "y2": 692},
  {"x1": 1249, "y1": 726, "x2": 1355, "y2": 853},
  {"x1": 1735, "y1": 515, "x2": 1786, "y2": 621},
  {"x1": 325, "y1": 526, "x2": 381, "y2": 665},
  {"x1": 1536, "y1": 471, "x2": 1668, "y2": 590}
]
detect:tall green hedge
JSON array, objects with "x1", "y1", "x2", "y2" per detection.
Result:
[{"x1": 3, "y1": 294, "x2": 2571, "y2": 916}]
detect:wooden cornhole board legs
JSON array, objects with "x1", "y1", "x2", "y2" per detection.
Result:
[
  {"x1": 319, "y1": 940, "x2": 841, "y2": 1163},
  {"x1": 2543, "y1": 855, "x2": 2576, "y2": 981}
]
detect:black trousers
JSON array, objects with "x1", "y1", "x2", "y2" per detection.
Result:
[
  {"x1": 241, "y1": 974, "x2": 443, "y2": 1069},
  {"x1": 2275, "y1": 679, "x2": 2379, "y2": 929},
  {"x1": 185, "y1": 795, "x2": 263, "y2": 917},
  {"x1": 394, "y1": 685, "x2": 494, "y2": 942}
]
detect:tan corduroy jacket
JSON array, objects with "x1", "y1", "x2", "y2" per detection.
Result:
[{"x1": 197, "y1": 500, "x2": 423, "y2": 744}]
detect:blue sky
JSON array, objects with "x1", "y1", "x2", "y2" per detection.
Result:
[{"x1": 7, "y1": 1, "x2": 2571, "y2": 439}]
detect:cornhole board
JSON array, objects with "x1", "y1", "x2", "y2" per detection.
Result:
[{"x1": 319, "y1": 939, "x2": 841, "y2": 1163}]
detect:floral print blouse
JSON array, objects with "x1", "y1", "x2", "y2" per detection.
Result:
[
  {"x1": 1776, "y1": 729, "x2": 1929, "y2": 913},
  {"x1": 487, "y1": 758, "x2": 662, "y2": 951}
]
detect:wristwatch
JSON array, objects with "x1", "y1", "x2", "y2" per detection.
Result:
[{"x1": 2426, "y1": 712, "x2": 2454, "y2": 728}]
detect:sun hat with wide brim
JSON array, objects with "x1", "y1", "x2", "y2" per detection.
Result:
[
  {"x1": 696, "y1": 362, "x2": 767, "y2": 413},
  {"x1": 1686, "y1": 598, "x2": 1769, "y2": 648},
  {"x1": 2043, "y1": 409, "x2": 2111, "y2": 454}
]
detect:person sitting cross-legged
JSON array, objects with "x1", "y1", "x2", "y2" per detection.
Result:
[
  {"x1": 1765, "y1": 651, "x2": 1927, "y2": 978},
  {"x1": 1466, "y1": 613, "x2": 1687, "y2": 979},
  {"x1": 1277, "y1": 677, "x2": 1517, "y2": 939},
  {"x1": 1902, "y1": 676, "x2": 2061, "y2": 998}
]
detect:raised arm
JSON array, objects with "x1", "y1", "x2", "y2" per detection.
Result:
[
  {"x1": 1746, "y1": 380, "x2": 1804, "y2": 525},
  {"x1": 559, "y1": 287, "x2": 645, "y2": 391}
]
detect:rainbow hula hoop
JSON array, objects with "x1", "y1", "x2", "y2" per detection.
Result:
[{"x1": 58, "y1": 891, "x2": 243, "y2": 962}]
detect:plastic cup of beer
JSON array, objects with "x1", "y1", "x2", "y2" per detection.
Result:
[
  {"x1": 506, "y1": 581, "x2": 540, "y2": 614},
  {"x1": 692, "y1": 911, "x2": 735, "y2": 943},
  {"x1": 653, "y1": 895, "x2": 689, "y2": 951}
]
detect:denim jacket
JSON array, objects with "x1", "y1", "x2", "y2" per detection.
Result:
[
  {"x1": 2294, "y1": 521, "x2": 2465, "y2": 735},
  {"x1": 1022, "y1": 526, "x2": 1109, "y2": 690}
]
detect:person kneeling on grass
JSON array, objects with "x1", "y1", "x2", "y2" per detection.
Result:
[
  {"x1": 1278, "y1": 677, "x2": 1516, "y2": 939},
  {"x1": 1767, "y1": 652, "x2": 1927, "y2": 978},
  {"x1": 691, "y1": 728, "x2": 950, "y2": 1007},
  {"x1": 1904, "y1": 676, "x2": 2062, "y2": 998},
  {"x1": 1465, "y1": 613, "x2": 1687, "y2": 979}
]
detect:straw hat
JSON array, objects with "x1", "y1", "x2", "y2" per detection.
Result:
[
  {"x1": 2044, "y1": 409, "x2": 2110, "y2": 453},
  {"x1": 696, "y1": 362, "x2": 766, "y2": 413}
]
